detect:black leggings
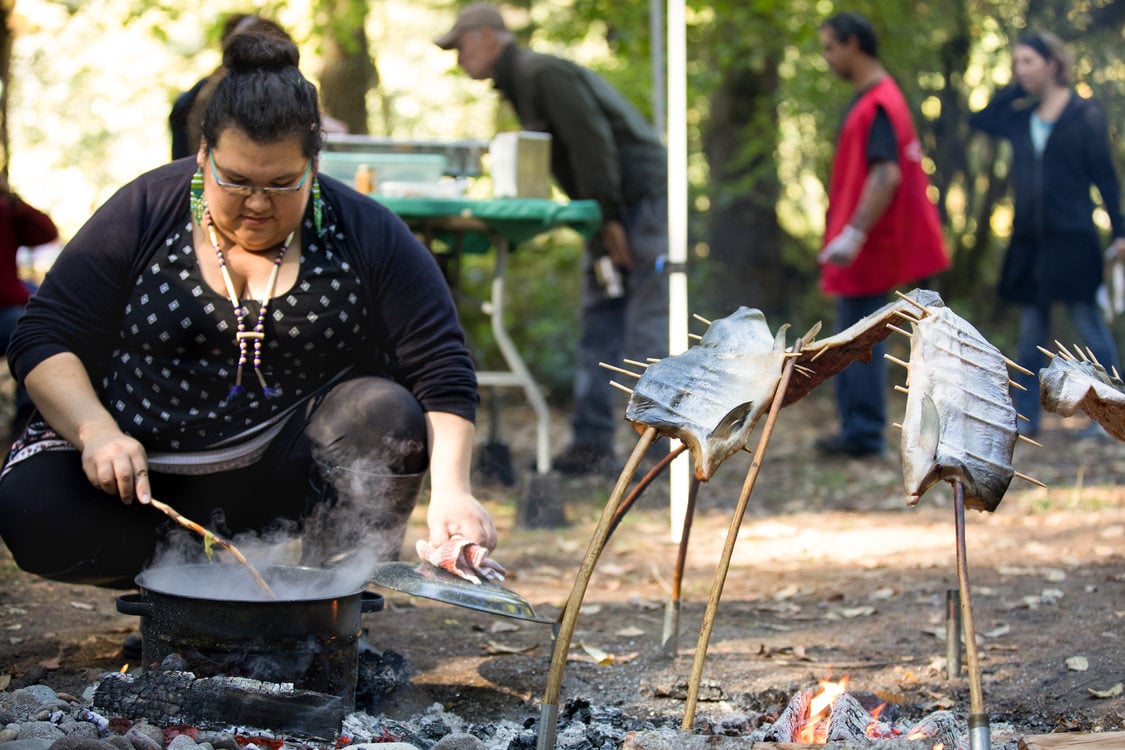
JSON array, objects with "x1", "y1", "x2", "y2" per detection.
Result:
[{"x1": 0, "y1": 376, "x2": 428, "y2": 588}]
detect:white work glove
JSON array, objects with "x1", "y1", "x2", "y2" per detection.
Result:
[
  {"x1": 818, "y1": 225, "x2": 867, "y2": 267},
  {"x1": 417, "y1": 537, "x2": 507, "y2": 585}
]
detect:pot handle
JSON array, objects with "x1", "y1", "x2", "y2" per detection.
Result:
[
  {"x1": 361, "y1": 591, "x2": 385, "y2": 613},
  {"x1": 116, "y1": 593, "x2": 154, "y2": 617}
]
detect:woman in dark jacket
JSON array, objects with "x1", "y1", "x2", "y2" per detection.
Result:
[{"x1": 969, "y1": 31, "x2": 1125, "y2": 437}]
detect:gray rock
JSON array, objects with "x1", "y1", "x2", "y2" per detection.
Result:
[
  {"x1": 47, "y1": 739, "x2": 120, "y2": 750},
  {"x1": 15, "y1": 724, "x2": 64, "y2": 742},
  {"x1": 432, "y1": 734, "x2": 487, "y2": 750},
  {"x1": 1, "y1": 694, "x2": 41, "y2": 722},
  {"x1": 0, "y1": 739, "x2": 55, "y2": 750},
  {"x1": 12, "y1": 689, "x2": 56, "y2": 708},
  {"x1": 346, "y1": 744, "x2": 421, "y2": 750},
  {"x1": 0, "y1": 729, "x2": 18, "y2": 743},
  {"x1": 121, "y1": 727, "x2": 160, "y2": 750},
  {"x1": 166, "y1": 736, "x2": 197, "y2": 750},
  {"x1": 190, "y1": 735, "x2": 236, "y2": 750},
  {"x1": 54, "y1": 722, "x2": 99, "y2": 740},
  {"x1": 102, "y1": 736, "x2": 132, "y2": 750}
]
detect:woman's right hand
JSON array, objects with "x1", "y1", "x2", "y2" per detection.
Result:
[{"x1": 79, "y1": 428, "x2": 151, "y2": 505}]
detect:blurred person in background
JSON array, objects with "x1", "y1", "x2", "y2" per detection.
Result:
[
  {"x1": 813, "y1": 12, "x2": 949, "y2": 459},
  {"x1": 435, "y1": 3, "x2": 669, "y2": 476},
  {"x1": 969, "y1": 31, "x2": 1125, "y2": 439},
  {"x1": 170, "y1": 13, "x2": 345, "y2": 161},
  {"x1": 0, "y1": 32, "x2": 500, "y2": 590},
  {"x1": 0, "y1": 175, "x2": 58, "y2": 439}
]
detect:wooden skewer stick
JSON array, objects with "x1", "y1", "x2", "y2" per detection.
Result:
[
  {"x1": 793, "y1": 364, "x2": 815, "y2": 378},
  {"x1": 1072, "y1": 344, "x2": 1088, "y2": 362},
  {"x1": 894, "y1": 290, "x2": 931, "y2": 315},
  {"x1": 1036, "y1": 345, "x2": 1056, "y2": 360},
  {"x1": 1115, "y1": 365, "x2": 1123, "y2": 381},
  {"x1": 1005, "y1": 357, "x2": 1034, "y2": 375},
  {"x1": 1085, "y1": 347, "x2": 1103, "y2": 367},
  {"x1": 891, "y1": 309, "x2": 921, "y2": 323},
  {"x1": 885, "y1": 323, "x2": 913, "y2": 338},
  {"x1": 646, "y1": 357, "x2": 661, "y2": 363},
  {"x1": 692, "y1": 313, "x2": 713, "y2": 326},
  {"x1": 1013, "y1": 471, "x2": 1047, "y2": 488},
  {"x1": 1009, "y1": 379, "x2": 1028, "y2": 391},
  {"x1": 599, "y1": 362, "x2": 642, "y2": 379},
  {"x1": 622, "y1": 358, "x2": 650, "y2": 369},
  {"x1": 809, "y1": 346, "x2": 831, "y2": 362},
  {"x1": 892, "y1": 422, "x2": 903, "y2": 430},
  {"x1": 688, "y1": 333, "x2": 703, "y2": 341},
  {"x1": 609, "y1": 381, "x2": 634, "y2": 395},
  {"x1": 1017, "y1": 413, "x2": 1031, "y2": 422},
  {"x1": 885, "y1": 354, "x2": 910, "y2": 369},
  {"x1": 149, "y1": 499, "x2": 275, "y2": 600},
  {"x1": 1018, "y1": 434, "x2": 1044, "y2": 448},
  {"x1": 1055, "y1": 340, "x2": 1076, "y2": 360},
  {"x1": 894, "y1": 385, "x2": 909, "y2": 394}
]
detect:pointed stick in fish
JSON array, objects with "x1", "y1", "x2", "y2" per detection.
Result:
[
  {"x1": 610, "y1": 381, "x2": 634, "y2": 395},
  {"x1": 1013, "y1": 471, "x2": 1047, "y2": 488},
  {"x1": 1005, "y1": 357, "x2": 1034, "y2": 375},
  {"x1": 599, "y1": 362, "x2": 643, "y2": 379},
  {"x1": 693, "y1": 313, "x2": 713, "y2": 326}
]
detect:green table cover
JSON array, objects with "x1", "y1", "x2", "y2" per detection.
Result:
[{"x1": 373, "y1": 196, "x2": 602, "y2": 253}]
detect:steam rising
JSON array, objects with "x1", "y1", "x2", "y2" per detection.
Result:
[{"x1": 144, "y1": 438, "x2": 424, "y2": 602}]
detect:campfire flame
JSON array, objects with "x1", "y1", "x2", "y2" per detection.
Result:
[
  {"x1": 793, "y1": 676, "x2": 947, "y2": 750},
  {"x1": 797, "y1": 676, "x2": 851, "y2": 743}
]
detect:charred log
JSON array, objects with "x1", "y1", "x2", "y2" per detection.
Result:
[{"x1": 93, "y1": 670, "x2": 346, "y2": 740}]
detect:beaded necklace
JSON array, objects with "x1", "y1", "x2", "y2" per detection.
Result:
[{"x1": 203, "y1": 208, "x2": 294, "y2": 401}]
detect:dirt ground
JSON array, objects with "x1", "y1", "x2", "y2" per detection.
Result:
[{"x1": 1, "y1": 389, "x2": 1123, "y2": 742}]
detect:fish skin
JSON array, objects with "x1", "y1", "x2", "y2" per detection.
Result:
[
  {"x1": 783, "y1": 288, "x2": 945, "y2": 407},
  {"x1": 1039, "y1": 353, "x2": 1125, "y2": 440},
  {"x1": 900, "y1": 306, "x2": 1018, "y2": 512},
  {"x1": 625, "y1": 307, "x2": 787, "y2": 481}
]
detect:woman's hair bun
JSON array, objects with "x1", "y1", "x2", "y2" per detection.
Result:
[{"x1": 223, "y1": 31, "x2": 300, "y2": 74}]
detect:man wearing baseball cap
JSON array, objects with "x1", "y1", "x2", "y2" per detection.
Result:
[{"x1": 436, "y1": 3, "x2": 670, "y2": 477}]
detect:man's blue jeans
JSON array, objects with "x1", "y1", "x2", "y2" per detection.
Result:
[
  {"x1": 833, "y1": 293, "x2": 888, "y2": 452},
  {"x1": 1013, "y1": 300, "x2": 1120, "y2": 434},
  {"x1": 570, "y1": 195, "x2": 669, "y2": 452}
]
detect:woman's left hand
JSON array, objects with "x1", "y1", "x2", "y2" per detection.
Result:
[{"x1": 426, "y1": 488, "x2": 497, "y2": 551}]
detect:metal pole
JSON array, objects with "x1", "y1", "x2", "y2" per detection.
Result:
[
  {"x1": 952, "y1": 480, "x2": 990, "y2": 750},
  {"x1": 946, "y1": 588, "x2": 962, "y2": 679}
]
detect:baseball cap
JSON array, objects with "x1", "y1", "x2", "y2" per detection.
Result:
[{"x1": 434, "y1": 3, "x2": 507, "y2": 49}]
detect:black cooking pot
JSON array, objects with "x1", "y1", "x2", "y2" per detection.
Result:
[{"x1": 117, "y1": 563, "x2": 383, "y2": 703}]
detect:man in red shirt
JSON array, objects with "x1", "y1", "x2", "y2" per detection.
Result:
[{"x1": 815, "y1": 12, "x2": 949, "y2": 458}]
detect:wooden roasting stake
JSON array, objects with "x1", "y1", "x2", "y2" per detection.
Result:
[
  {"x1": 681, "y1": 338, "x2": 805, "y2": 731},
  {"x1": 537, "y1": 426, "x2": 658, "y2": 750},
  {"x1": 1019, "y1": 731, "x2": 1125, "y2": 750},
  {"x1": 149, "y1": 498, "x2": 276, "y2": 600},
  {"x1": 951, "y1": 480, "x2": 989, "y2": 750}
]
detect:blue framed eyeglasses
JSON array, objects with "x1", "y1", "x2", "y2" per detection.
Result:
[{"x1": 209, "y1": 151, "x2": 311, "y2": 198}]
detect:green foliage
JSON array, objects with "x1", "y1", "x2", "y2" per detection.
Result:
[{"x1": 455, "y1": 230, "x2": 585, "y2": 404}]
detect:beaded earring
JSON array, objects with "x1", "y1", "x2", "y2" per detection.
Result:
[
  {"x1": 312, "y1": 177, "x2": 324, "y2": 237},
  {"x1": 190, "y1": 167, "x2": 205, "y2": 225}
]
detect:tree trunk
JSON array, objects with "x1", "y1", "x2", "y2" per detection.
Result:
[
  {"x1": 701, "y1": 58, "x2": 795, "y2": 321},
  {"x1": 0, "y1": 0, "x2": 13, "y2": 176},
  {"x1": 316, "y1": 0, "x2": 378, "y2": 135}
]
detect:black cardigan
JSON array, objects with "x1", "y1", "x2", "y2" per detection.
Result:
[
  {"x1": 7, "y1": 158, "x2": 478, "y2": 428},
  {"x1": 969, "y1": 85, "x2": 1124, "y2": 303}
]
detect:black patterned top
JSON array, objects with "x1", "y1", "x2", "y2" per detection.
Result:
[{"x1": 102, "y1": 218, "x2": 366, "y2": 452}]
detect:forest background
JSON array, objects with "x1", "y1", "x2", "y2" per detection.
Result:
[{"x1": 1, "y1": 0, "x2": 1124, "y2": 401}]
